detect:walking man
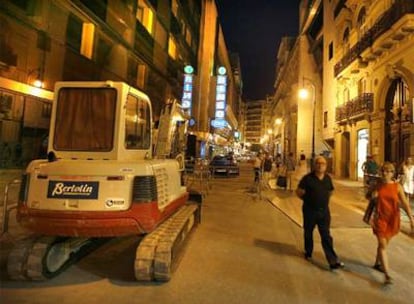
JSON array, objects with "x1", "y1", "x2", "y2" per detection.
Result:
[{"x1": 296, "y1": 156, "x2": 344, "y2": 270}]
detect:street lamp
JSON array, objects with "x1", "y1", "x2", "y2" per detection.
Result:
[{"x1": 298, "y1": 78, "x2": 316, "y2": 170}]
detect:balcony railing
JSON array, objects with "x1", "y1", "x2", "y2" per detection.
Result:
[
  {"x1": 335, "y1": 93, "x2": 373, "y2": 122},
  {"x1": 334, "y1": 0, "x2": 414, "y2": 76}
]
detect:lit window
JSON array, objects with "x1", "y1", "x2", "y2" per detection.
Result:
[
  {"x1": 185, "y1": 28, "x2": 192, "y2": 46},
  {"x1": 136, "y1": 0, "x2": 154, "y2": 35},
  {"x1": 168, "y1": 36, "x2": 177, "y2": 59},
  {"x1": 171, "y1": 0, "x2": 178, "y2": 17},
  {"x1": 81, "y1": 23, "x2": 95, "y2": 59}
]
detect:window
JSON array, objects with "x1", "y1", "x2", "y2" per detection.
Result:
[
  {"x1": 392, "y1": 77, "x2": 409, "y2": 108},
  {"x1": 343, "y1": 27, "x2": 350, "y2": 51},
  {"x1": 12, "y1": 0, "x2": 36, "y2": 15},
  {"x1": 125, "y1": 94, "x2": 151, "y2": 150},
  {"x1": 66, "y1": 14, "x2": 95, "y2": 59},
  {"x1": 357, "y1": 7, "x2": 367, "y2": 38},
  {"x1": 171, "y1": 0, "x2": 178, "y2": 17},
  {"x1": 54, "y1": 88, "x2": 116, "y2": 151},
  {"x1": 66, "y1": 13, "x2": 82, "y2": 51},
  {"x1": 80, "y1": 23, "x2": 95, "y2": 59},
  {"x1": 168, "y1": 35, "x2": 177, "y2": 59},
  {"x1": 358, "y1": 78, "x2": 366, "y2": 96},
  {"x1": 136, "y1": 0, "x2": 154, "y2": 35},
  {"x1": 343, "y1": 88, "x2": 350, "y2": 102}
]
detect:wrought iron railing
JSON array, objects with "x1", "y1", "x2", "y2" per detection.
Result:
[
  {"x1": 334, "y1": 0, "x2": 414, "y2": 76},
  {"x1": 335, "y1": 93, "x2": 373, "y2": 121}
]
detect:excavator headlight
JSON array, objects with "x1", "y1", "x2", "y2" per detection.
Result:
[{"x1": 132, "y1": 176, "x2": 157, "y2": 203}]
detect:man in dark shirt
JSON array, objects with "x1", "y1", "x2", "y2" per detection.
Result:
[{"x1": 296, "y1": 156, "x2": 344, "y2": 270}]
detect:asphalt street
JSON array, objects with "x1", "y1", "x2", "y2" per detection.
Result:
[{"x1": 0, "y1": 164, "x2": 414, "y2": 303}]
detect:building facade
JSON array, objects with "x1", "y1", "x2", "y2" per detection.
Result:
[
  {"x1": 329, "y1": 0, "x2": 414, "y2": 179},
  {"x1": 0, "y1": 0, "x2": 241, "y2": 167},
  {"x1": 272, "y1": 0, "x2": 414, "y2": 178}
]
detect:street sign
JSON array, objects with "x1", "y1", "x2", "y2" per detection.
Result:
[{"x1": 211, "y1": 119, "x2": 227, "y2": 128}]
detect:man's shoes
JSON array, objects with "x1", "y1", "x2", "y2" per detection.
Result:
[
  {"x1": 329, "y1": 261, "x2": 345, "y2": 270},
  {"x1": 304, "y1": 253, "x2": 312, "y2": 261}
]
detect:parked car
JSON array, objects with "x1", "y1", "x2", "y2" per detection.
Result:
[{"x1": 209, "y1": 154, "x2": 240, "y2": 176}]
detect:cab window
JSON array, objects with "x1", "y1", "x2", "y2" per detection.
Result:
[{"x1": 125, "y1": 94, "x2": 151, "y2": 149}]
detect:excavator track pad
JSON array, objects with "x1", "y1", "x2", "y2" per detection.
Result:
[{"x1": 135, "y1": 202, "x2": 200, "y2": 281}]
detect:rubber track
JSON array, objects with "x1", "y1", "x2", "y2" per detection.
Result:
[
  {"x1": 7, "y1": 236, "x2": 107, "y2": 280},
  {"x1": 7, "y1": 236, "x2": 40, "y2": 280},
  {"x1": 134, "y1": 204, "x2": 199, "y2": 281}
]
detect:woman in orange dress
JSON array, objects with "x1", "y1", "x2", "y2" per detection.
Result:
[{"x1": 371, "y1": 162, "x2": 414, "y2": 284}]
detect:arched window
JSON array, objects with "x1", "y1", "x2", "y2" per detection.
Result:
[
  {"x1": 357, "y1": 7, "x2": 367, "y2": 38},
  {"x1": 343, "y1": 27, "x2": 350, "y2": 51},
  {"x1": 392, "y1": 77, "x2": 410, "y2": 109},
  {"x1": 343, "y1": 87, "x2": 350, "y2": 103}
]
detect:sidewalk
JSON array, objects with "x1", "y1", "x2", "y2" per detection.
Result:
[{"x1": 263, "y1": 177, "x2": 414, "y2": 238}]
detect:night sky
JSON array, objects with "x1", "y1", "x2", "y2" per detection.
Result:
[{"x1": 216, "y1": 0, "x2": 300, "y2": 100}]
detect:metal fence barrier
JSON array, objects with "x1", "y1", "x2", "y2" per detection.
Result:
[{"x1": 1, "y1": 179, "x2": 21, "y2": 236}]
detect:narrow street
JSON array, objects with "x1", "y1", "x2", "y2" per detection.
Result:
[{"x1": 1, "y1": 163, "x2": 414, "y2": 303}]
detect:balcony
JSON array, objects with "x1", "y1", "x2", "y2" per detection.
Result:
[
  {"x1": 334, "y1": 0, "x2": 414, "y2": 77},
  {"x1": 335, "y1": 93, "x2": 373, "y2": 122}
]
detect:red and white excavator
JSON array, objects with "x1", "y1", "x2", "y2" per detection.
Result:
[{"x1": 7, "y1": 81, "x2": 201, "y2": 281}]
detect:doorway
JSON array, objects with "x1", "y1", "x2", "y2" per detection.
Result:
[
  {"x1": 341, "y1": 131, "x2": 350, "y2": 178},
  {"x1": 357, "y1": 129, "x2": 369, "y2": 180}
]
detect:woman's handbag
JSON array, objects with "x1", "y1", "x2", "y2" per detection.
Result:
[{"x1": 363, "y1": 198, "x2": 377, "y2": 224}]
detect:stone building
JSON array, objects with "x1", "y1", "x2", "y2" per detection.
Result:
[
  {"x1": 272, "y1": 0, "x2": 414, "y2": 178},
  {"x1": 0, "y1": 0, "x2": 241, "y2": 167}
]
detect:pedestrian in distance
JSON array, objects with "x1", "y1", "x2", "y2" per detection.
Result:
[
  {"x1": 367, "y1": 162, "x2": 414, "y2": 285},
  {"x1": 284, "y1": 152, "x2": 296, "y2": 191},
  {"x1": 262, "y1": 152, "x2": 273, "y2": 188},
  {"x1": 253, "y1": 152, "x2": 263, "y2": 183},
  {"x1": 362, "y1": 155, "x2": 379, "y2": 187},
  {"x1": 399, "y1": 157, "x2": 414, "y2": 202},
  {"x1": 296, "y1": 156, "x2": 345, "y2": 270}
]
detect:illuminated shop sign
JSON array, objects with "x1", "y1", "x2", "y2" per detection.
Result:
[
  {"x1": 212, "y1": 66, "x2": 227, "y2": 129},
  {"x1": 182, "y1": 65, "x2": 194, "y2": 115}
]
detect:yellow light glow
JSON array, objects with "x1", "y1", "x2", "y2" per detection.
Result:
[
  {"x1": 81, "y1": 23, "x2": 95, "y2": 59},
  {"x1": 275, "y1": 118, "x2": 282, "y2": 125},
  {"x1": 33, "y1": 80, "x2": 43, "y2": 88},
  {"x1": 298, "y1": 88, "x2": 309, "y2": 99}
]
